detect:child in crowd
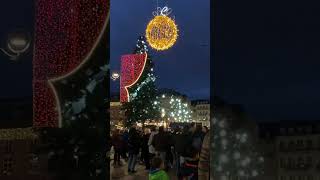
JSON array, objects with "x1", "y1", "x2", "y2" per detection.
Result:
[{"x1": 149, "y1": 157, "x2": 170, "y2": 180}]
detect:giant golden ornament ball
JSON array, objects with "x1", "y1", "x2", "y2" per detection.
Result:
[{"x1": 146, "y1": 15, "x2": 178, "y2": 51}]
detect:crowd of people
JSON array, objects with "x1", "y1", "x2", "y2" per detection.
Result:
[{"x1": 111, "y1": 123, "x2": 210, "y2": 180}]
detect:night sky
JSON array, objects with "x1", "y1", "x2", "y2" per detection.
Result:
[
  {"x1": 2, "y1": 0, "x2": 320, "y2": 122},
  {"x1": 214, "y1": 0, "x2": 320, "y2": 121},
  {"x1": 110, "y1": 0, "x2": 210, "y2": 100},
  {"x1": 0, "y1": 0, "x2": 33, "y2": 98}
]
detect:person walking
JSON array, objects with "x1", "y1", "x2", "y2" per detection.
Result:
[
  {"x1": 142, "y1": 128, "x2": 151, "y2": 170},
  {"x1": 198, "y1": 130, "x2": 210, "y2": 180},
  {"x1": 178, "y1": 124, "x2": 204, "y2": 180},
  {"x1": 152, "y1": 126, "x2": 169, "y2": 171},
  {"x1": 111, "y1": 129, "x2": 123, "y2": 167},
  {"x1": 148, "y1": 126, "x2": 157, "y2": 159},
  {"x1": 166, "y1": 130, "x2": 174, "y2": 169},
  {"x1": 174, "y1": 126, "x2": 193, "y2": 180},
  {"x1": 192, "y1": 125, "x2": 205, "y2": 154},
  {"x1": 127, "y1": 126, "x2": 140, "y2": 173},
  {"x1": 121, "y1": 129, "x2": 129, "y2": 161}
]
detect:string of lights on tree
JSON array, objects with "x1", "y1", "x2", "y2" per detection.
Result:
[
  {"x1": 61, "y1": 64, "x2": 109, "y2": 126},
  {"x1": 212, "y1": 117, "x2": 264, "y2": 180},
  {"x1": 34, "y1": 0, "x2": 108, "y2": 127},
  {"x1": 158, "y1": 94, "x2": 192, "y2": 123}
]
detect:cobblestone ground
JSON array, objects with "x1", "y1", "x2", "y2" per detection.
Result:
[{"x1": 110, "y1": 157, "x2": 178, "y2": 180}]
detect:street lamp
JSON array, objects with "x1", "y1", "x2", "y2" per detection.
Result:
[
  {"x1": 0, "y1": 31, "x2": 31, "y2": 61},
  {"x1": 111, "y1": 72, "x2": 120, "y2": 81}
]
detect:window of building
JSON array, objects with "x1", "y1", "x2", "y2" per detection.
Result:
[
  {"x1": 2, "y1": 157, "x2": 13, "y2": 175},
  {"x1": 279, "y1": 141, "x2": 286, "y2": 151},
  {"x1": 307, "y1": 176, "x2": 313, "y2": 180},
  {"x1": 288, "y1": 157, "x2": 294, "y2": 169},
  {"x1": 29, "y1": 139, "x2": 38, "y2": 153},
  {"x1": 4, "y1": 141, "x2": 12, "y2": 153},
  {"x1": 306, "y1": 156, "x2": 312, "y2": 167},
  {"x1": 281, "y1": 176, "x2": 286, "y2": 180},
  {"x1": 297, "y1": 140, "x2": 304, "y2": 149},
  {"x1": 306, "y1": 139, "x2": 313, "y2": 149},
  {"x1": 289, "y1": 128, "x2": 295, "y2": 134},
  {"x1": 306, "y1": 126, "x2": 312, "y2": 133},
  {"x1": 298, "y1": 157, "x2": 304, "y2": 168},
  {"x1": 289, "y1": 141, "x2": 295, "y2": 150},
  {"x1": 280, "y1": 128, "x2": 286, "y2": 135},
  {"x1": 29, "y1": 154, "x2": 39, "y2": 173},
  {"x1": 280, "y1": 158, "x2": 286, "y2": 168}
]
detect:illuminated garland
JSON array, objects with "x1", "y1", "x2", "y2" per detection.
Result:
[
  {"x1": 0, "y1": 128, "x2": 37, "y2": 140},
  {"x1": 146, "y1": 6, "x2": 178, "y2": 51},
  {"x1": 62, "y1": 64, "x2": 109, "y2": 125},
  {"x1": 34, "y1": 0, "x2": 109, "y2": 127}
]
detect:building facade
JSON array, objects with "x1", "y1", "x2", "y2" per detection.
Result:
[
  {"x1": 110, "y1": 101, "x2": 125, "y2": 129},
  {"x1": 191, "y1": 100, "x2": 210, "y2": 127},
  {"x1": 0, "y1": 128, "x2": 49, "y2": 180},
  {"x1": 258, "y1": 121, "x2": 320, "y2": 180}
]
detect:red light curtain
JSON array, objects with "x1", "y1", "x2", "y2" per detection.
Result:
[
  {"x1": 120, "y1": 54, "x2": 147, "y2": 103},
  {"x1": 33, "y1": 0, "x2": 109, "y2": 127}
]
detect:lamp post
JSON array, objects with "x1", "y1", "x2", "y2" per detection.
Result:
[
  {"x1": 0, "y1": 31, "x2": 31, "y2": 61},
  {"x1": 110, "y1": 72, "x2": 120, "y2": 81}
]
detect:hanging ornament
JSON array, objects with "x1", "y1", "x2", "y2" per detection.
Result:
[{"x1": 146, "y1": 6, "x2": 178, "y2": 51}]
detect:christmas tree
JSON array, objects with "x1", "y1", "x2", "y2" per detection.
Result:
[{"x1": 122, "y1": 36, "x2": 160, "y2": 127}]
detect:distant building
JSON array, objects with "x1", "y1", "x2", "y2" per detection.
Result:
[
  {"x1": 110, "y1": 101, "x2": 125, "y2": 129},
  {"x1": 0, "y1": 128, "x2": 50, "y2": 180},
  {"x1": 110, "y1": 94, "x2": 126, "y2": 129},
  {"x1": 191, "y1": 100, "x2": 210, "y2": 127},
  {"x1": 0, "y1": 98, "x2": 49, "y2": 179},
  {"x1": 258, "y1": 121, "x2": 320, "y2": 180}
]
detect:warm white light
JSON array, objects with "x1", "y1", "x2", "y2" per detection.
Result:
[{"x1": 111, "y1": 72, "x2": 120, "y2": 81}]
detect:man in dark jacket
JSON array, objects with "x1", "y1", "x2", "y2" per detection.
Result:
[
  {"x1": 111, "y1": 129, "x2": 123, "y2": 166},
  {"x1": 174, "y1": 126, "x2": 193, "y2": 179},
  {"x1": 127, "y1": 127, "x2": 140, "y2": 173},
  {"x1": 121, "y1": 129, "x2": 129, "y2": 160},
  {"x1": 142, "y1": 128, "x2": 151, "y2": 170},
  {"x1": 152, "y1": 126, "x2": 169, "y2": 170}
]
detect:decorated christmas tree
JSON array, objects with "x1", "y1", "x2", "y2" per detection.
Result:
[{"x1": 122, "y1": 36, "x2": 160, "y2": 127}]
